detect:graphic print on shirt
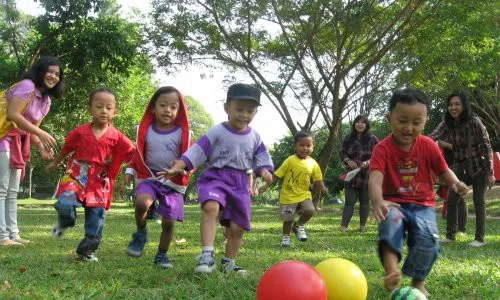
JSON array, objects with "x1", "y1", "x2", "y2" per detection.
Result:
[{"x1": 396, "y1": 157, "x2": 420, "y2": 196}]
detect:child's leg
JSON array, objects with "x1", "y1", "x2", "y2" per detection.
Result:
[
  {"x1": 134, "y1": 193, "x2": 154, "y2": 229},
  {"x1": 380, "y1": 241, "x2": 402, "y2": 290},
  {"x1": 377, "y1": 206, "x2": 405, "y2": 291},
  {"x1": 224, "y1": 222, "x2": 244, "y2": 259},
  {"x1": 200, "y1": 200, "x2": 219, "y2": 247},
  {"x1": 295, "y1": 200, "x2": 315, "y2": 227},
  {"x1": 159, "y1": 218, "x2": 175, "y2": 251},
  {"x1": 282, "y1": 220, "x2": 293, "y2": 235},
  {"x1": 76, "y1": 206, "x2": 105, "y2": 258}
]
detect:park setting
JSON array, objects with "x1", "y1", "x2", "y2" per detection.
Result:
[{"x1": 1, "y1": 0, "x2": 499, "y2": 299}]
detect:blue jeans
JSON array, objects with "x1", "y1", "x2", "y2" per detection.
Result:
[
  {"x1": 378, "y1": 203, "x2": 440, "y2": 280},
  {"x1": 54, "y1": 191, "x2": 105, "y2": 255}
]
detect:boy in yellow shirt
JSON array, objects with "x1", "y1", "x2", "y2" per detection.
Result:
[{"x1": 260, "y1": 131, "x2": 328, "y2": 247}]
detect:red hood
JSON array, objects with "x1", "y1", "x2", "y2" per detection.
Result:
[{"x1": 131, "y1": 87, "x2": 191, "y2": 186}]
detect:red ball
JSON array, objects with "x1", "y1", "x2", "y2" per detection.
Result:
[{"x1": 257, "y1": 260, "x2": 327, "y2": 300}]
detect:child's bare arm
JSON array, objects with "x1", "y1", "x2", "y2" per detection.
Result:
[
  {"x1": 369, "y1": 170, "x2": 400, "y2": 222},
  {"x1": 45, "y1": 150, "x2": 68, "y2": 171},
  {"x1": 157, "y1": 159, "x2": 187, "y2": 179},
  {"x1": 439, "y1": 169, "x2": 468, "y2": 197},
  {"x1": 258, "y1": 173, "x2": 279, "y2": 193},
  {"x1": 314, "y1": 180, "x2": 329, "y2": 194}
]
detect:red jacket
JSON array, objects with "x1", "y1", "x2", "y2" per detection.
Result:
[{"x1": 127, "y1": 87, "x2": 192, "y2": 187}]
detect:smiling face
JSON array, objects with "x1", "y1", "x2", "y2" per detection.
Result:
[
  {"x1": 88, "y1": 92, "x2": 117, "y2": 126},
  {"x1": 295, "y1": 136, "x2": 314, "y2": 159},
  {"x1": 354, "y1": 120, "x2": 367, "y2": 134},
  {"x1": 388, "y1": 102, "x2": 427, "y2": 150},
  {"x1": 224, "y1": 99, "x2": 258, "y2": 131},
  {"x1": 152, "y1": 92, "x2": 180, "y2": 130},
  {"x1": 447, "y1": 96, "x2": 464, "y2": 120},
  {"x1": 43, "y1": 65, "x2": 60, "y2": 90}
]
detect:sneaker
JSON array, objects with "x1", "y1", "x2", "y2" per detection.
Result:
[
  {"x1": 280, "y1": 235, "x2": 291, "y2": 247},
  {"x1": 359, "y1": 226, "x2": 367, "y2": 233},
  {"x1": 340, "y1": 226, "x2": 349, "y2": 232},
  {"x1": 76, "y1": 253, "x2": 98, "y2": 262},
  {"x1": 469, "y1": 240, "x2": 486, "y2": 247},
  {"x1": 127, "y1": 230, "x2": 148, "y2": 257},
  {"x1": 440, "y1": 238, "x2": 454, "y2": 244},
  {"x1": 221, "y1": 258, "x2": 247, "y2": 275},
  {"x1": 52, "y1": 221, "x2": 66, "y2": 239},
  {"x1": 154, "y1": 252, "x2": 173, "y2": 269},
  {"x1": 293, "y1": 225, "x2": 308, "y2": 241},
  {"x1": 0, "y1": 239, "x2": 22, "y2": 246},
  {"x1": 457, "y1": 231, "x2": 466, "y2": 236},
  {"x1": 194, "y1": 251, "x2": 216, "y2": 273}
]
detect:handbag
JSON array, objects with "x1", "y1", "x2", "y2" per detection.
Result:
[{"x1": 0, "y1": 82, "x2": 35, "y2": 139}]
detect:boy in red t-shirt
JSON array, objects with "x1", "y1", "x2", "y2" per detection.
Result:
[
  {"x1": 369, "y1": 88, "x2": 468, "y2": 297},
  {"x1": 46, "y1": 88, "x2": 135, "y2": 262}
]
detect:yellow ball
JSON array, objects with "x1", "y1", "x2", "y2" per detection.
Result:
[{"x1": 315, "y1": 258, "x2": 368, "y2": 300}]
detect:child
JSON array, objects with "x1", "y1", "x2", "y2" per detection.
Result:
[
  {"x1": 124, "y1": 86, "x2": 191, "y2": 269},
  {"x1": 160, "y1": 83, "x2": 274, "y2": 274},
  {"x1": 368, "y1": 88, "x2": 468, "y2": 296},
  {"x1": 259, "y1": 131, "x2": 328, "y2": 247},
  {"x1": 46, "y1": 88, "x2": 135, "y2": 262}
]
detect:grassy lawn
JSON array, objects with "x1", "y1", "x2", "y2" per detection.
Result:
[{"x1": 0, "y1": 197, "x2": 499, "y2": 299}]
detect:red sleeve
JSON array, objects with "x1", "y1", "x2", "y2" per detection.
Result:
[
  {"x1": 428, "y1": 137, "x2": 448, "y2": 175},
  {"x1": 117, "y1": 133, "x2": 135, "y2": 163},
  {"x1": 60, "y1": 128, "x2": 80, "y2": 156},
  {"x1": 369, "y1": 143, "x2": 387, "y2": 175}
]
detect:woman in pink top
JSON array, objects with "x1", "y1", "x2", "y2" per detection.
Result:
[{"x1": 0, "y1": 56, "x2": 64, "y2": 246}]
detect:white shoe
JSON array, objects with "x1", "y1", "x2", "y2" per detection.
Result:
[
  {"x1": 280, "y1": 235, "x2": 291, "y2": 247},
  {"x1": 194, "y1": 251, "x2": 216, "y2": 273},
  {"x1": 440, "y1": 238, "x2": 454, "y2": 244},
  {"x1": 293, "y1": 225, "x2": 308, "y2": 241},
  {"x1": 469, "y1": 240, "x2": 485, "y2": 247}
]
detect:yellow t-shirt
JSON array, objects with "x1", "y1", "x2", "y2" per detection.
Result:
[{"x1": 275, "y1": 155, "x2": 323, "y2": 204}]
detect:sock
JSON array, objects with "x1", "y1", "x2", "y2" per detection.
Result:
[
  {"x1": 202, "y1": 246, "x2": 214, "y2": 253},
  {"x1": 222, "y1": 257, "x2": 234, "y2": 263},
  {"x1": 157, "y1": 247, "x2": 167, "y2": 255}
]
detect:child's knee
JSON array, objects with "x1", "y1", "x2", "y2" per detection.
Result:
[
  {"x1": 134, "y1": 194, "x2": 153, "y2": 211},
  {"x1": 202, "y1": 201, "x2": 220, "y2": 216}
]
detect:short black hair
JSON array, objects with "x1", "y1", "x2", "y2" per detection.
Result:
[
  {"x1": 389, "y1": 88, "x2": 429, "y2": 112},
  {"x1": 294, "y1": 130, "x2": 315, "y2": 144},
  {"x1": 444, "y1": 91, "x2": 472, "y2": 128},
  {"x1": 150, "y1": 86, "x2": 179, "y2": 108},
  {"x1": 23, "y1": 56, "x2": 64, "y2": 98},
  {"x1": 88, "y1": 87, "x2": 117, "y2": 106}
]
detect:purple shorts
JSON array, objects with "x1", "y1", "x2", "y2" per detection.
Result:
[
  {"x1": 136, "y1": 180, "x2": 184, "y2": 221},
  {"x1": 197, "y1": 168, "x2": 252, "y2": 230}
]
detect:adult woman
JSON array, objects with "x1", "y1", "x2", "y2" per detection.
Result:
[
  {"x1": 0, "y1": 56, "x2": 64, "y2": 246},
  {"x1": 429, "y1": 91, "x2": 495, "y2": 247},
  {"x1": 339, "y1": 115, "x2": 378, "y2": 233}
]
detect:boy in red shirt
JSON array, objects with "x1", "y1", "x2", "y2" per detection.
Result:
[
  {"x1": 46, "y1": 88, "x2": 135, "y2": 262},
  {"x1": 369, "y1": 88, "x2": 468, "y2": 297}
]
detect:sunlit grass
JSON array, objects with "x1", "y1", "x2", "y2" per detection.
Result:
[{"x1": 0, "y1": 198, "x2": 498, "y2": 299}]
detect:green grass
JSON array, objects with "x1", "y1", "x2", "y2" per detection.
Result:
[{"x1": 0, "y1": 198, "x2": 499, "y2": 299}]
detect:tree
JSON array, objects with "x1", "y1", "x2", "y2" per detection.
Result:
[{"x1": 148, "y1": 0, "x2": 441, "y2": 204}]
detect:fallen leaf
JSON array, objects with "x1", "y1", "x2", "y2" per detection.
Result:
[
  {"x1": 19, "y1": 267, "x2": 26, "y2": 273},
  {"x1": 2, "y1": 280, "x2": 11, "y2": 291}
]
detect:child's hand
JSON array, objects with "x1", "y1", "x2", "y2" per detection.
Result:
[
  {"x1": 360, "y1": 161, "x2": 369, "y2": 168},
  {"x1": 259, "y1": 169, "x2": 273, "y2": 186},
  {"x1": 258, "y1": 183, "x2": 269, "y2": 194},
  {"x1": 372, "y1": 200, "x2": 400, "y2": 222},
  {"x1": 321, "y1": 186, "x2": 329, "y2": 194},
  {"x1": 125, "y1": 174, "x2": 134, "y2": 184},
  {"x1": 450, "y1": 181, "x2": 469, "y2": 197},
  {"x1": 156, "y1": 168, "x2": 182, "y2": 179},
  {"x1": 45, "y1": 161, "x2": 58, "y2": 172},
  {"x1": 39, "y1": 145, "x2": 54, "y2": 160}
]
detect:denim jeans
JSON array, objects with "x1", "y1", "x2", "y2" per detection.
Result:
[
  {"x1": 54, "y1": 191, "x2": 105, "y2": 255},
  {"x1": 378, "y1": 203, "x2": 440, "y2": 280},
  {"x1": 0, "y1": 152, "x2": 21, "y2": 241}
]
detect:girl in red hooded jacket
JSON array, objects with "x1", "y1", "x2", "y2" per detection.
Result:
[{"x1": 125, "y1": 86, "x2": 192, "y2": 268}]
